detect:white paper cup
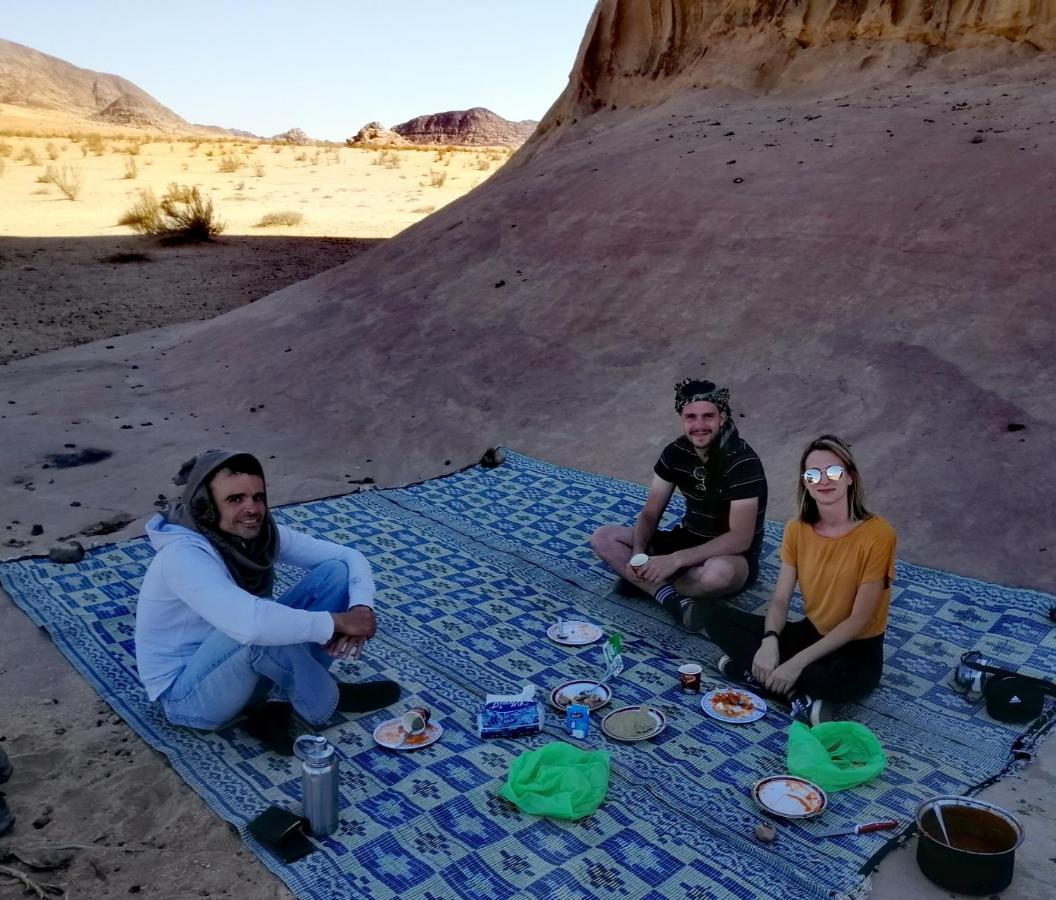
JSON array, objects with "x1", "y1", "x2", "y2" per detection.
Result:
[{"x1": 629, "y1": 553, "x2": 650, "y2": 569}]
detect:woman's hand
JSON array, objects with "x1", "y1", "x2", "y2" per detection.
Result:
[
  {"x1": 764, "y1": 658, "x2": 805, "y2": 696},
  {"x1": 751, "y1": 640, "x2": 780, "y2": 684}
]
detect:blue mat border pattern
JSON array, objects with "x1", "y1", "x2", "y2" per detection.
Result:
[{"x1": 1, "y1": 448, "x2": 1053, "y2": 900}]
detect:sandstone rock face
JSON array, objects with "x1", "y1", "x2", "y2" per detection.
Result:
[
  {"x1": 0, "y1": 37, "x2": 190, "y2": 130},
  {"x1": 541, "y1": 0, "x2": 1056, "y2": 128},
  {"x1": 346, "y1": 121, "x2": 410, "y2": 147},
  {"x1": 392, "y1": 107, "x2": 536, "y2": 146}
]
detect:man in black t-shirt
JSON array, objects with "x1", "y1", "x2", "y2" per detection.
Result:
[{"x1": 590, "y1": 378, "x2": 768, "y2": 631}]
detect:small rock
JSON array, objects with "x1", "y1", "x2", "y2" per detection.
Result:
[
  {"x1": 494, "y1": 280, "x2": 506, "y2": 288},
  {"x1": 970, "y1": 134, "x2": 984, "y2": 144},
  {"x1": 70, "y1": 501, "x2": 81, "y2": 507},
  {"x1": 49, "y1": 541, "x2": 85, "y2": 564},
  {"x1": 31, "y1": 524, "x2": 44, "y2": 536},
  {"x1": 480, "y1": 447, "x2": 506, "y2": 468},
  {"x1": 1007, "y1": 423, "x2": 1026, "y2": 432}
]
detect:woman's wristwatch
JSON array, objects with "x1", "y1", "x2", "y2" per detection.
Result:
[{"x1": 762, "y1": 630, "x2": 780, "y2": 642}]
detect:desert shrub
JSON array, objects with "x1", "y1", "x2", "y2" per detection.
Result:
[
  {"x1": 252, "y1": 161, "x2": 266, "y2": 177},
  {"x1": 428, "y1": 168, "x2": 447, "y2": 188},
  {"x1": 124, "y1": 143, "x2": 142, "y2": 156},
  {"x1": 271, "y1": 144, "x2": 282, "y2": 154},
  {"x1": 35, "y1": 171, "x2": 52, "y2": 183},
  {"x1": 17, "y1": 145, "x2": 40, "y2": 165},
  {"x1": 118, "y1": 183, "x2": 224, "y2": 242},
  {"x1": 293, "y1": 150, "x2": 308, "y2": 162},
  {"x1": 234, "y1": 180, "x2": 245, "y2": 191},
  {"x1": 80, "y1": 144, "x2": 89, "y2": 158},
  {"x1": 118, "y1": 188, "x2": 163, "y2": 233},
  {"x1": 310, "y1": 151, "x2": 321, "y2": 165},
  {"x1": 85, "y1": 133, "x2": 105, "y2": 156},
  {"x1": 373, "y1": 149, "x2": 401, "y2": 169},
  {"x1": 255, "y1": 210, "x2": 303, "y2": 227},
  {"x1": 217, "y1": 154, "x2": 243, "y2": 173},
  {"x1": 0, "y1": 159, "x2": 5, "y2": 178},
  {"x1": 45, "y1": 142, "x2": 60, "y2": 160},
  {"x1": 0, "y1": 140, "x2": 13, "y2": 158},
  {"x1": 474, "y1": 155, "x2": 491, "y2": 171},
  {"x1": 123, "y1": 157, "x2": 138, "y2": 179},
  {"x1": 47, "y1": 164, "x2": 84, "y2": 199}
]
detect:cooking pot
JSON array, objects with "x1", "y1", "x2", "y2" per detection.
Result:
[{"x1": 915, "y1": 796, "x2": 1024, "y2": 895}]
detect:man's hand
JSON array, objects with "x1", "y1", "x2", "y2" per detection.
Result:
[
  {"x1": 764, "y1": 658, "x2": 804, "y2": 696},
  {"x1": 634, "y1": 553, "x2": 683, "y2": 584},
  {"x1": 751, "y1": 640, "x2": 780, "y2": 684},
  {"x1": 328, "y1": 605, "x2": 377, "y2": 660}
]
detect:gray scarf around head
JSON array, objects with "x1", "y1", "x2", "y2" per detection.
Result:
[{"x1": 165, "y1": 449, "x2": 278, "y2": 597}]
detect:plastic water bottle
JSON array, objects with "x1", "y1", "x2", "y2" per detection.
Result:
[{"x1": 294, "y1": 735, "x2": 339, "y2": 837}]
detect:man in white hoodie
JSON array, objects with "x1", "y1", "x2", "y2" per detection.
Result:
[{"x1": 135, "y1": 450, "x2": 400, "y2": 754}]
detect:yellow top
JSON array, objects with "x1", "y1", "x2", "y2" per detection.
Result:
[{"x1": 779, "y1": 516, "x2": 896, "y2": 639}]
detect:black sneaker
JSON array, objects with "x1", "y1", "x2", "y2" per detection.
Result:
[
  {"x1": 240, "y1": 701, "x2": 295, "y2": 756},
  {"x1": 0, "y1": 793, "x2": 14, "y2": 835},
  {"x1": 337, "y1": 679, "x2": 401, "y2": 713},
  {"x1": 789, "y1": 694, "x2": 832, "y2": 727},
  {"x1": 718, "y1": 654, "x2": 750, "y2": 683},
  {"x1": 657, "y1": 586, "x2": 708, "y2": 632}
]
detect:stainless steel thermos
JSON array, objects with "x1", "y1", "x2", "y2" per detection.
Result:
[{"x1": 293, "y1": 735, "x2": 339, "y2": 837}]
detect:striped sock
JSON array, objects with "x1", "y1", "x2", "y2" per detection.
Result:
[{"x1": 654, "y1": 583, "x2": 677, "y2": 606}]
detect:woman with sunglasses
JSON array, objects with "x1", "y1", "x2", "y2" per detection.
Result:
[{"x1": 702, "y1": 434, "x2": 895, "y2": 725}]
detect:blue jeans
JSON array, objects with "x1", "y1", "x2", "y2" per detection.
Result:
[{"x1": 160, "y1": 560, "x2": 349, "y2": 729}]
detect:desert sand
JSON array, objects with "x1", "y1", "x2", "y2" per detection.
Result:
[{"x1": 2, "y1": 0, "x2": 1056, "y2": 897}]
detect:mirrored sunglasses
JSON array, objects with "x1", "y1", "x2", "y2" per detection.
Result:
[{"x1": 802, "y1": 464, "x2": 845, "y2": 485}]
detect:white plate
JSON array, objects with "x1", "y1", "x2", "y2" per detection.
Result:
[
  {"x1": 373, "y1": 719, "x2": 443, "y2": 750},
  {"x1": 752, "y1": 775, "x2": 827, "y2": 819},
  {"x1": 550, "y1": 680, "x2": 612, "y2": 711},
  {"x1": 600, "y1": 705, "x2": 667, "y2": 742},
  {"x1": 546, "y1": 621, "x2": 603, "y2": 646},
  {"x1": 701, "y1": 688, "x2": 767, "y2": 724}
]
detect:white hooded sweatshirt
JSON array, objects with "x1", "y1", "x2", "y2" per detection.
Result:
[{"x1": 135, "y1": 514, "x2": 374, "y2": 700}]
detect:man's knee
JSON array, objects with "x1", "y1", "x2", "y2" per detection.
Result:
[
  {"x1": 681, "y1": 556, "x2": 746, "y2": 596},
  {"x1": 590, "y1": 525, "x2": 626, "y2": 555},
  {"x1": 310, "y1": 559, "x2": 351, "y2": 610}
]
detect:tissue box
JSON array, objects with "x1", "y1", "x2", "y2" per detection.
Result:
[{"x1": 477, "y1": 686, "x2": 543, "y2": 739}]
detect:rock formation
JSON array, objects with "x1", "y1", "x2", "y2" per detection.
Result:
[
  {"x1": 392, "y1": 107, "x2": 536, "y2": 146},
  {"x1": 272, "y1": 127, "x2": 313, "y2": 145},
  {"x1": 0, "y1": 37, "x2": 191, "y2": 131},
  {"x1": 346, "y1": 121, "x2": 410, "y2": 147}
]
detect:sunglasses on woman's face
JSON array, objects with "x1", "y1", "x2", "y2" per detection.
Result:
[{"x1": 802, "y1": 464, "x2": 845, "y2": 485}]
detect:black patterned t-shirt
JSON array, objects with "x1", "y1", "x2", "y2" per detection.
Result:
[{"x1": 653, "y1": 435, "x2": 768, "y2": 561}]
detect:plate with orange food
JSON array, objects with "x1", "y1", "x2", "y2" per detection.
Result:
[
  {"x1": 752, "y1": 775, "x2": 827, "y2": 819},
  {"x1": 701, "y1": 688, "x2": 766, "y2": 724}
]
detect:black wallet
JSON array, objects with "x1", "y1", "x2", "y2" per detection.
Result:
[{"x1": 248, "y1": 805, "x2": 316, "y2": 863}]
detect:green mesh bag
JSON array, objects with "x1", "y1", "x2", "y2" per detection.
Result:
[
  {"x1": 786, "y1": 721, "x2": 887, "y2": 792},
  {"x1": 500, "y1": 742, "x2": 610, "y2": 820}
]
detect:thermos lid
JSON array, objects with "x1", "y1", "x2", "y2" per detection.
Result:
[{"x1": 294, "y1": 734, "x2": 335, "y2": 765}]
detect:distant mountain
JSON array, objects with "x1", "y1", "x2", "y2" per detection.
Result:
[
  {"x1": 392, "y1": 107, "x2": 536, "y2": 146},
  {"x1": 0, "y1": 37, "x2": 246, "y2": 135}
]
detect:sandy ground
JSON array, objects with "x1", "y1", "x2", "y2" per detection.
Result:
[{"x1": 0, "y1": 119, "x2": 511, "y2": 362}]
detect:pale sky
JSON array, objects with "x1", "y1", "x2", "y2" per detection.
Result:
[{"x1": 0, "y1": 1, "x2": 597, "y2": 140}]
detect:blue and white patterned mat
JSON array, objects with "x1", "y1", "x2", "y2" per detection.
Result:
[{"x1": 2, "y1": 450, "x2": 1054, "y2": 900}]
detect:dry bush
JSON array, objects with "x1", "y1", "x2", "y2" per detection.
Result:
[
  {"x1": 252, "y1": 161, "x2": 266, "y2": 177},
  {"x1": 293, "y1": 150, "x2": 308, "y2": 162},
  {"x1": 123, "y1": 157, "x2": 138, "y2": 179},
  {"x1": 234, "y1": 180, "x2": 245, "y2": 191},
  {"x1": 255, "y1": 210, "x2": 303, "y2": 227},
  {"x1": 35, "y1": 171, "x2": 52, "y2": 183},
  {"x1": 0, "y1": 140, "x2": 11, "y2": 158},
  {"x1": 0, "y1": 159, "x2": 5, "y2": 178},
  {"x1": 47, "y1": 164, "x2": 84, "y2": 200},
  {"x1": 217, "y1": 154, "x2": 243, "y2": 173},
  {"x1": 427, "y1": 168, "x2": 448, "y2": 188},
  {"x1": 118, "y1": 188, "x2": 163, "y2": 233},
  {"x1": 118, "y1": 183, "x2": 224, "y2": 242},
  {"x1": 17, "y1": 145, "x2": 39, "y2": 165},
  {"x1": 85, "y1": 133, "x2": 105, "y2": 156},
  {"x1": 271, "y1": 144, "x2": 282, "y2": 154},
  {"x1": 373, "y1": 149, "x2": 401, "y2": 169},
  {"x1": 45, "y1": 142, "x2": 60, "y2": 160},
  {"x1": 474, "y1": 155, "x2": 491, "y2": 171}
]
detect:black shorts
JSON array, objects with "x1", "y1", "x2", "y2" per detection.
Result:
[{"x1": 648, "y1": 526, "x2": 759, "y2": 591}]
